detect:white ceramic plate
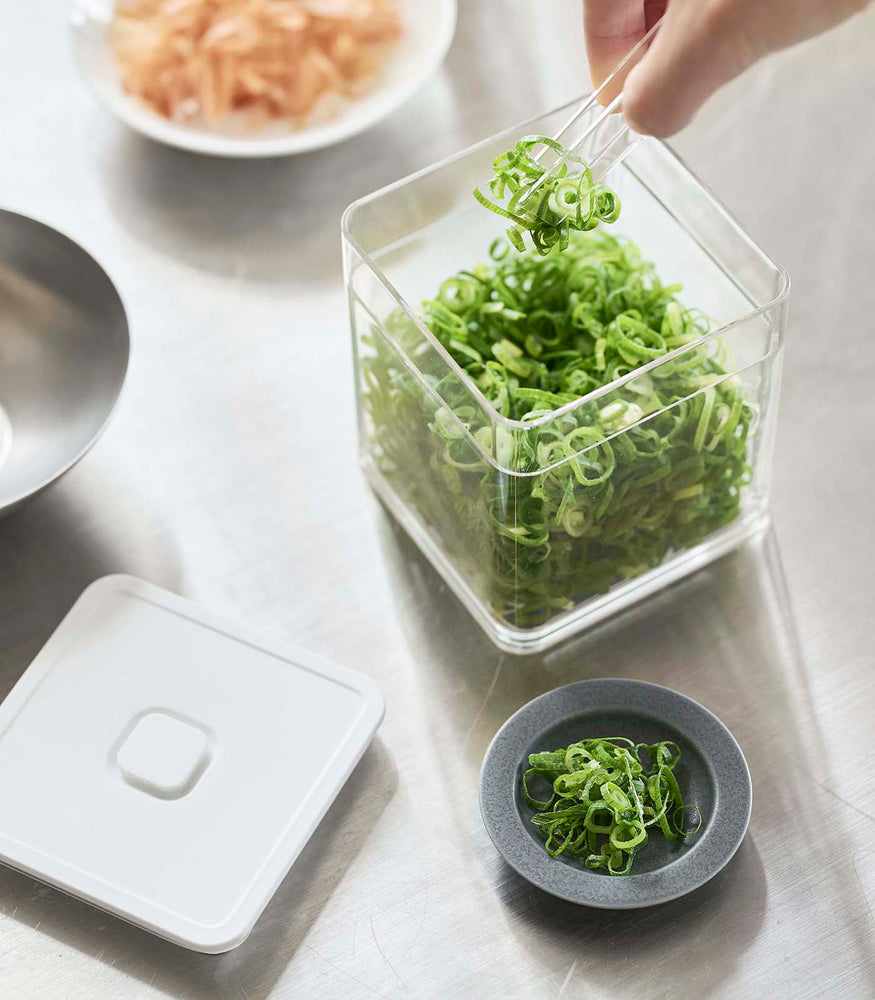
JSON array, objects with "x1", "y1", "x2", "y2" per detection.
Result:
[{"x1": 70, "y1": 0, "x2": 456, "y2": 157}]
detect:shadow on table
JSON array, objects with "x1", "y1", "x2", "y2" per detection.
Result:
[
  {"x1": 378, "y1": 519, "x2": 808, "y2": 766},
  {"x1": 378, "y1": 517, "x2": 875, "y2": 993},
  {"x1": 495, "y1": 834, "x2": 766, "y2": 992},
  {"x1": 0, "y1": 737, "x2": 396, "y2": 1000},
  {"x1": 0, "y1": 478, "x2": 183, "y2": 698},
  {"x1": 97, "y1": 117, "x2": 436, "y2": 287}
]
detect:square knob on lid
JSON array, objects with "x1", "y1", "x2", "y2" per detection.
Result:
[{"x1": 116, "y1": 711, "x2": 211, "y2": 800}]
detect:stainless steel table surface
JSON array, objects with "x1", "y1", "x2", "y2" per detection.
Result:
[{"x1": 1, "y1": 2, "x2": 874, "y2": 998}]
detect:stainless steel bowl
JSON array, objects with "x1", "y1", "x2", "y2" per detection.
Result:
[{"x1": 0, "y1": 210, "x2": 129, "y2": 515}]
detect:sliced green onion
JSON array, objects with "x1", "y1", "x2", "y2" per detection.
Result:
[
  {"x1": 361, "y1": 230, "x2": 753, "y2": 628},
  {"x1": 522, "y1": 736, "x2": 702, "y2": 875},
  {"x1": 474, "y1": 136, "x2": 621, "y2": 256}
]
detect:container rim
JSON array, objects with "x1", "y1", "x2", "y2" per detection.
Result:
[
  {"x1": 354, "y1": 286, "x2": 776, "y2": 479},
  {"x1": 341, "y1": 96, "x2": 790, "y2": 436}
]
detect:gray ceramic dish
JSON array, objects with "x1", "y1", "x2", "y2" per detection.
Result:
[{"x1": 479, "y1": 678, "x2": 752, "y2": 908}]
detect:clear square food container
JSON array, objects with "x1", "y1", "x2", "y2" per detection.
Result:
[{"x1": 342, "y1": 99, "x2": 789, "y2": 654}]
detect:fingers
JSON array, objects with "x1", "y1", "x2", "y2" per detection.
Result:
[
  {"x1": 621, "y1": 0, "x2": 763, "y2": 136},
  {"x1": 582, "y1": 0, "x2": 648, "y2": 102},
  {"x1": 588, "y1": 0, "x2": 872, "y2": 138},
  {"x1": 644, "y1": 0, "x2": 668, "y2": 31}
]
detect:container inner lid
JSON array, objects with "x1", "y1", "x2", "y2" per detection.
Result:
[{"x1": 0, "y1": 575, "x2": 384, "y2": 952}]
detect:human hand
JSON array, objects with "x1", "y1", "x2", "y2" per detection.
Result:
[{"x1": 584, "y1": 0, "x2": 872, "y2": 137}]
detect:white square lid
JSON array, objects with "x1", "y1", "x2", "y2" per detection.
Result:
[{"x1": 0, "y1": 575, "x2": 384, "y2": 952}]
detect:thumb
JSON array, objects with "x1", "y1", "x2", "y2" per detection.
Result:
[{"x1": 622, "y1": 0, "x2": 763, "y2": 137}]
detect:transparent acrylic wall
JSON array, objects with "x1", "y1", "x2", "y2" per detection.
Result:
[{"x1": 343, "y1": 101, "x2": 788, "y2": 653}]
